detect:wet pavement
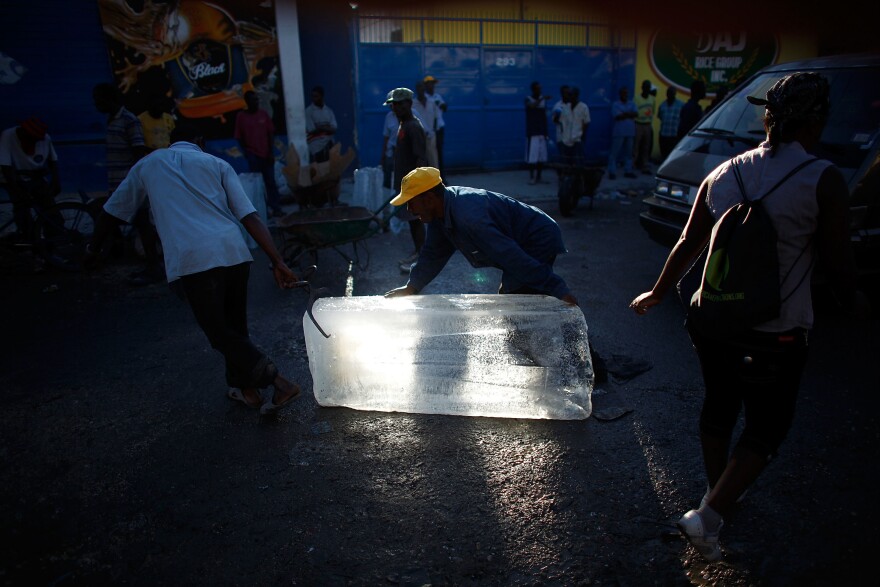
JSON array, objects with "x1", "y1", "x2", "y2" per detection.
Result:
[{"x1": 1, "y1": 167, "x2": 878, "y2": 586}]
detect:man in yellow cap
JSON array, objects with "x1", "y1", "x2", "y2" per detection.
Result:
[{"x1": 385, "y1": 167, "x2": 578, "y2": 305}]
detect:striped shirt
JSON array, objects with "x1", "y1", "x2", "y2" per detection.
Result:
[{"x1": 106, "y1": 107, "x2": 145, "y2": 193}]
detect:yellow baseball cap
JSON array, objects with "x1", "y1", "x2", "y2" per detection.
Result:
[
  {"x1": 423, "y1": 75, "x2": 437, "y2": 83},
  {"x1": 391, "y1": 167, "x2": 443, "y2": 206}
]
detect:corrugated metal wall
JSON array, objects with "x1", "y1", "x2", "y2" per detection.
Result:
[{"x1": 355, "y1": 13, "x2": 635, "y2": 170}]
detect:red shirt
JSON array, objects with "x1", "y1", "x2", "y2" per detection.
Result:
[{"x1": 234, "y1": 109, "x2": 274, "y2": 158}]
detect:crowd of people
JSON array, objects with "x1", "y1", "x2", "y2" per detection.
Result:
[{"x1": 522, "y1": 77, "x2": 719, "y2": 183}]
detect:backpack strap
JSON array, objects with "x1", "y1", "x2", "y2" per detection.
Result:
[
  {"x1": 758, "y1": 157, "x2": 820, "y2": 201},
  {"x1": 730, "y1": 157, "x2": 820, "y2": 202},
  {"x1": 730, "y1": 156, "x2": 822, "y2": 306},
  {"x1": 731, "y1": 161, "x2": 748, "y2": 201},
  {"x1": 780, "y1": 234, "x2": 815, "y2": 304}
]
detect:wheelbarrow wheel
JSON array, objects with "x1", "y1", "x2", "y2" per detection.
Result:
[{"x1": 558, "y1": 172, "x2": 577, "y2": 217}]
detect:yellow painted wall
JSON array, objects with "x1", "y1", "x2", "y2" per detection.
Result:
[{"x1": 362, "y1": 0, "x2": 614, "y2": 45}]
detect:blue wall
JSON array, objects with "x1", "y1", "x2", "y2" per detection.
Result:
[
  {"x1": 0, "y1": 0, "x2": 113, "y2": 193},
  {"x1": 355, "y1": 41, "x2": 636, "y2": 171},
  {"x1": 297, "y1": 2, "x2": 358, "y2": 170}
]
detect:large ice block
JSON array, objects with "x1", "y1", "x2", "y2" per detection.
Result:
[{"x1": 303, "y1": 294, "x2": 593, "y2": 419}]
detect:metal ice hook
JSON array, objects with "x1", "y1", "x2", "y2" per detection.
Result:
[{"x1": 288, "y1": 265, "x2": 331, "y2": 338}]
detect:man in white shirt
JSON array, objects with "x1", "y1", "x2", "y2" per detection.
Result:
[
  {"x1": 86, "y1": 120, "x2": 302, "y2": 415},
  {"x1": 305, "y1": 85, "x2": 337, "y2": 163},
  {"x1": 557, "y1": 87, "x2": 591, "y2": 165},
  {"x1": 413, "y1": 80, "x2": 440, "y2": 167},
  {"x1": 551, "y1": 85, "x2": 571, "y2": 154},
  {"x1": 423, "y1": 75, "x2": 446, "y2": 174}
]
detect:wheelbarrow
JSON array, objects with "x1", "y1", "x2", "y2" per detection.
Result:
[
  {"x1": 275, "y1": 194, "x2": 398, "y2": 271},
  {"x1": 546, "y1": 162, "x2": 605, "y2": 217}
]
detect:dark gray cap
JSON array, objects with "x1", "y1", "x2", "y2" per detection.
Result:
[{"x1": 384, "y1": 87, "x2": 414, "y2": 105}]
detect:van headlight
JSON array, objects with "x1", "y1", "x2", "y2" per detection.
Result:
[
  {"x1": 669, "y1": 184, "x2": 689, "y2": 200},
  {"x1": 655, "y1": 180, "x2": 689, "y2": 201}
]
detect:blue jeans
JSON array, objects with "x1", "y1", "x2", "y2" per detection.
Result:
[
  {"x1": 608, "y1": 136, "x2": 634, "y2": 175},
  {"x1": 245, "y1": 152, "x2": 281, "y2": 213}
]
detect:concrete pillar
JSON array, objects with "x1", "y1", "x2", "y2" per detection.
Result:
[{"x1": 275, "y1": 0, "x2": 308, "y2": 166}]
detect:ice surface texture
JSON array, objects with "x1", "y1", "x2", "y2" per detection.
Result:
[{"x1": 303, "y1": 294, "x2": 593, "y2": 420}]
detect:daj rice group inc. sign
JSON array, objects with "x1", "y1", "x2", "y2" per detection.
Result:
[{"x1": 649, "y1": 30, "x2": 779, "y2": 96}]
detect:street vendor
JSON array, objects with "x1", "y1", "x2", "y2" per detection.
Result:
[{"x1": 384, "y1": 166, "x2": 578, "y2": 306}]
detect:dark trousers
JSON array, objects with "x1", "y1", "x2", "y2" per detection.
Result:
[
  {"x1": 8, "y1": 178, "x2": 56, "y2": 236},
  {"x1": 382, "y1": 152, "x2": 394, "y2": 190},
  {"x1": 179, "y1": 263, "x2": 278, "y2": 389},
  {"x1": 245, "y1": 152, "x2": 282, "y2": 213},
  {"x1": 689, "y1": 324, "x2": 809, "y2": 458},
  {"x1": 634, "y1": 123, "x2": 653, "y2": 170}
]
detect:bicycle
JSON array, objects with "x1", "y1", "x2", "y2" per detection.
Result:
[{"x1": 0, "y1": 187, "x2": 98, "y2": 272}]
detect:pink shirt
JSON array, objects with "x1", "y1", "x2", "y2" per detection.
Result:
[{"x1": 234, "y1": 109, "x2": 274, "y2": 158}]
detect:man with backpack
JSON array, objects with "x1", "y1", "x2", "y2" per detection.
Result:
[{"x1": 629, "y1": 73, "x2": 869, "y2": 561}]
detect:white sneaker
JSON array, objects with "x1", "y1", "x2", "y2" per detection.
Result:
[
  {"x1": 676, "y1": 509, "x2": 722, "y2": 562},
  {"x1": 398, "y1": 252, "x2": 418, "y2": 265}
]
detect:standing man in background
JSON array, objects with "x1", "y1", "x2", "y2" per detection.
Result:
[
  {"x1": 381, "y1": 106, "x2": 398, "y2": 191},
  {"x1": 423, "y1": 75, "x2": 446, "y2": 176},
  {"x1": 557, "y1": 87, "x2": 590, "y2": 166},
  {"x1": 138, "y1": 96, "x2": 176, "y2": 151},
  {"x1": 305, "y1": 85, "x2": 337, "y2": 164},
  {"x1": 607, "y1": 87, "x2": 638, "y2": 180},
  {"x1": 385, "y1": 87, "x2": 427, "y2": 273},
  {"x1": 235, "y1": 90, "x2": 283, "y2": 218},
  {"x1": 657, "y1": 86, "x2": 684, "y2": 161},
  {"x1": 633, "y1": 80, "x2": 657, "y2": 174},
  {"x1": 413, "y1": 80, "x2": 441, "y2": 168},
  {"x1": 678, "y1": 79, "x2": 707, "y2": 140},
  {"x1": 382, "y1": 95, "x2": 427, "y2": 192},
  {"x1": 524, "y1": 81, "x2": 551, "y2": 185},
  {"x1": 551, "y1": 85, "x2": 571, "y2": 159},
  {"x1": 93, "y1": 82, "x2": 162, "y2": 285}
]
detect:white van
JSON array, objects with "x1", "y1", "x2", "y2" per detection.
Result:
[{"x1": 639, "y1": 53, "x2": 880, "y2": 279}]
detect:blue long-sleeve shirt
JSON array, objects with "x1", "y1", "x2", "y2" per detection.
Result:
[{"x1": 407, "y1": 186, "x2": 571, "y2": 299}]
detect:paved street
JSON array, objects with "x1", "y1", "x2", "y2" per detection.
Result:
[{"x1": 1, "y1": 168, "x2": 878, "y2": 586}]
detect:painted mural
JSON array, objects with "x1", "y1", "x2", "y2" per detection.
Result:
[{"x1": 96, "y1": 0, "x2": 285, "y2": 138}]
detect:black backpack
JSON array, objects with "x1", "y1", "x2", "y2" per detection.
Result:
[{"x1": 681, "y1": 157, "x2": 819, "y2": 336}]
